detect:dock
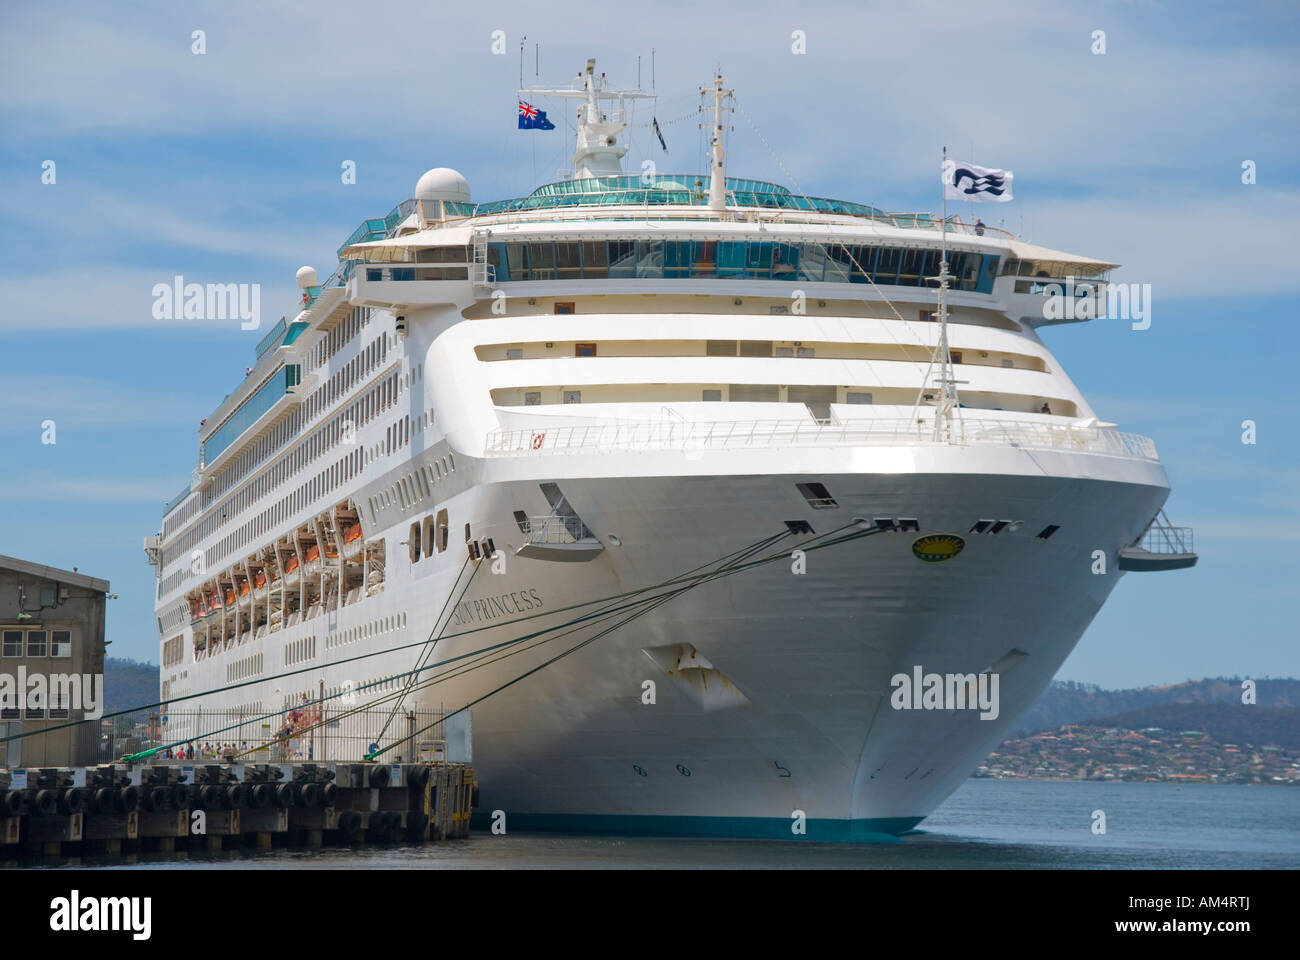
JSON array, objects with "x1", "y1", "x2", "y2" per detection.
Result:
[{"x1": 0, "y1": 761, "x2": 474, "y2": 860}]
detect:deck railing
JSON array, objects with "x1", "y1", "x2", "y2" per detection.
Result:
[
  {"x1": 1136, "y1": 522, "x2": 1194, "y2": 556},
  {"x1": 484, "y1": 417, "x2": 1159, "y2": 462},
  {"x1": 124, "y1": 705, "x2": 448, "y2": 763},
  {"x1": 519, "y1": 514, "x2": 594, "y2": 544}
]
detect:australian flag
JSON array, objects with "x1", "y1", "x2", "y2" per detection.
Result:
[{"x1": 518, "y1": 100, "x2": 555, "y2": 130}]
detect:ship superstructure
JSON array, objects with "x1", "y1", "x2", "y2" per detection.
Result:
[{"x1": 146, "y1": 61, "x2": 1193, "y2": 839}]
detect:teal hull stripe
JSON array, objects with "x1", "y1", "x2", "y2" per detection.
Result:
[{"x1": 469, "y1": 811, "x2": 924, "y2": 842}]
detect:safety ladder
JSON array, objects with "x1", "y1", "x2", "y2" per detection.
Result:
[{"x1": 470, "y1": 231, "x2": 494, "y2": 291}]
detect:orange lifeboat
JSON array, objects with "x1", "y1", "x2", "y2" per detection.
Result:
[
  {"x1": 255, "y1": 571, "x2": 267, "y2": 589},
  {"x1": 343, "y1": 524, "x2": 362, "y2": 544},
  {"x1": 225, "y1": 588, "x2": 237, "y2": 605},
  {"x1": 305, "y1": 544, "x2": 321, "y2": 564},
  {"x1": 239, "y1": 581, "x2": 251, "y2": 597},
  {"x1": 284, "y1": 555, "x2": 300, "y2": 574}
]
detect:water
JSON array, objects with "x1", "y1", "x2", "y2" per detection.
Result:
[{"x1": 25, "y1": 781, "x2": 1300, "y2": 869}]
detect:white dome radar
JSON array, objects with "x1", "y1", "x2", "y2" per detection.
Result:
[
  {"x1": 414, "y1": 167, "x2": 471, "y2": 204},
  {"x1": 295, "y1": 265, "x2": 319, "y2": 289}
]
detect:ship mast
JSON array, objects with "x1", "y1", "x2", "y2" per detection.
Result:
[
  {"x1": 930, "y1": 146, "x2": 962, "y2": 443},
  {"x1": 519, "y1": 58, "x2": 654, "y2": 179},
  {"x1": 701, "y1": 70, "x2": 732, "y2": 211}
]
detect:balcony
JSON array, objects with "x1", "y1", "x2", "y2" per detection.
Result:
[
  {"x1": 484, "y1": 416, "x2": 1159, "y2": 462},
  {"x1": 1118, "y1": 512, "x2": 1198, "y2": 571},
  {"x1": 348, "y1": 263, "x2": 475, "y2": 310},
  {"x1": 515, "y1": 514, "x2": 604, "y2": 563}
]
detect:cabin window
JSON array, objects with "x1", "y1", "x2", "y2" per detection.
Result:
[
  {"x1": 409, "y1": 522, "x2": 422, "y2": 564},
  {"x1": 52, "y1": 631, "x2": 72, "y2": 658},
  {"x1": 435, "y1": 509, "x2": 449, "y2": 552},
  {"x1": 423, "y1": 515, "x2": 436, "y2": 558},
  {"x1": 506, "y1": 348, "x2": 523, "y2": 360},
  {"x1": 524, "y1": 391, "x2": 542, "y2": 406},
  {"x1": 575, "y1": 343, "x2": 597, "y2": 357},
  {"x1": 563, "y1": 390, "x2": 582, "y2": 404},
  {"x1": 739, "y1": 340, "x2": 773, "y2": 357},
  {"x1": 528, "y1": 242, "x2": 555, "y2": 280},
  {"x1": 728, "y1": 384, "x2": 779, "y2": 402},
  {"x1": 1001, "y1": 358, "x2": 1014, "y2": 368},
  {"x1": 26, "y1": 631, "x2": 46, "y2": 657},
  {"x1": 950, "y1": 350, "x2": 963, "y2": 364},
  {"x1": 581, "y1": 241, "x2": 608, "y2": 278},
  {"x1": 796, "y1": 347, "x2": 815, "y2": 358},
  {"x1": 706, "y1": 340, "x2": 737, "y2": 356},
  {"x1": 554, "y1": 244, "x2": 581, "y2": 280},
  {"x1": 554, "y1": 302, "x2": 576, "y2": 314},
  {"x1": 846, "y1": 392, "x2": 873, "y2": 404},
  {"x1": 3, "y1": 630, "x2": 22, "y2": 657},
  {"x1": 702, "y1": 389, "x2": 722, "y2": 401},
  {"x1": 774, "y1": 347, "x2": 793, "y2": 357}
]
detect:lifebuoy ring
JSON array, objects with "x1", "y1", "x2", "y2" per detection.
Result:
[{"x1": 531, "y1": 432, "x2": 545, "y2": 450}]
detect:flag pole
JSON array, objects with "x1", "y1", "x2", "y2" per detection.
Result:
[{"x1": 935, "y1": 146, "x2": 955, "y2": 443}]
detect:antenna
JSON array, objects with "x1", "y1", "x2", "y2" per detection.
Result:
[{"x1": 518, "y1": 36, "x2": 525, "y2": 89}]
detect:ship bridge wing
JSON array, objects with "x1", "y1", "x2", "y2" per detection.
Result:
[
  {"x1": 341, "y1": 226, "x2": 474, "y2": 262},
  {"x1": 1005, "y1": 239, "x2": 1118, "y2": 277}
]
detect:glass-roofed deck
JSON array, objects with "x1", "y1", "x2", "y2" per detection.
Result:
[{"x1": 473, "y1": 175, "x2": 886, "y2": 217}]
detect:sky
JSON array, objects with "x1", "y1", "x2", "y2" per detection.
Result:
[{"x1": 0, "y1": 1, "x2": 1296, "y2": 687}]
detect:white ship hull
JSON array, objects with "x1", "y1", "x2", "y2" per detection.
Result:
[{"x1": 163, "y1": 441, "x2": 1167, "y2": 839}]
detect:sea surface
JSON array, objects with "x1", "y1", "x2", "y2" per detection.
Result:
[{"x1": 21, "y1": 780, "x2": 1300, "y2": 869}]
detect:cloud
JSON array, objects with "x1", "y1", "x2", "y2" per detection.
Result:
[
  {"x1": 0, "y1": 372, "x2": 202, "y2": 426},
  {"x1": 1014, "y1": 190, "x2": 1300, "y2": 297},
  {"x1": 0, "y1": 267, "x2": 299, "y2": 331},
  {"x1": 0, "y1": 468, "x2": 177, "y2": 504},
  {"x1": 1189, "y1": 518, "x2": 1300, "y2": 543}
]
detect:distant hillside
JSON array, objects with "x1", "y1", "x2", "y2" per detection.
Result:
[
  {"x1": 104, "y1": 657, "x2": 159, "y2": 719},
  {"x1": 1080, "y1": 703, "x2": 1300, "y2": 752},
  {"x1": 1013, "y1": 677, "x2": 1300, "y2": 735}
]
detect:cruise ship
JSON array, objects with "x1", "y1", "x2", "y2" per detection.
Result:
[{"x1": 145, "y1": 62, "x2": 1195, "y2": 840}]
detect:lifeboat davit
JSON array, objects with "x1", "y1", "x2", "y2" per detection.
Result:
[{"x1": 342, "y1": 523, "x2": 365, "y2": 561}]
